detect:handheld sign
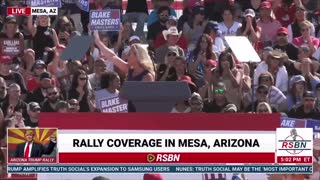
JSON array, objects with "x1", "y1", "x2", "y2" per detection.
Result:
[
  {"x1": 95, "y1": 90, "x2": 128, "y2": 113},
  {"x1": 60, "y1": 35, "x2": 93, "y2": 61},
  {"x1": 28, "y1": 0, "x2": 62, "y2": 7},
  {"x1": 225, "y1": 36, "x2": 261, "y2": 63},
  {"x1": 76, "y1": 0, "x2": 90, "y2": 12},
  {"x1": 0, "y1": 39, "x2": 21, "y2": 59},
  {"x1": 90, "y1": 10, "x2": 121, "y2": 31}
]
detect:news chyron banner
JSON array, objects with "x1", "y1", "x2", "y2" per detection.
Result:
[
  {"x1": 6, "y1": 114, "x2": 315, "y2": 174},
  {"x1": 7, "y1": 7, "x2": 58, "y2": 16}
]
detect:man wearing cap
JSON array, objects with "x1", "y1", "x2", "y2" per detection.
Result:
[
  {"x1": 189, "y1": 92, "x2": 204, "y2": 113},
  {"x1": 154, "y1": 15, "x2": 188, "y2": 50},
  {"x1": 24, "y1": 102, "x2": 40, "y2": 127},
  {"x1": 288, "y1": 91, "x2": 320, "y2": 119},
  {"x1": 147, "y1": 6, "x2": 171, "y2": 49},
  {"x1": 26, "y1": 72, "x2": 53, "y2": 104},
  {"x1": 27, "y1": 60, "x2": 55, "y2": 92},
  {"x1": 155, "y1": 27, "x2": 185, "y2": 64},
  {"x1": 41, "y1": 85, "x2": 62, "y2": 112},
  {"x1": 15, "y1": 129, "x2": 56, "y2": 158},
  {"x1": 274, "y1": 27, "x2": 298, "y2": 60}
]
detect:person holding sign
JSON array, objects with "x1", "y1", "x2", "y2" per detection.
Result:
[
  {"x1": 95, "y1": 71, "x2": 128, "y2": 113},
  {"x1": 94, "y1": 31, "x2": 155, "y2": 82},
  {"x1": 27, "y1": 15, "x2": 59, "y2": 64},
  {"x1": 0, "y1": 16, "x2": 24, "y2": 65}
]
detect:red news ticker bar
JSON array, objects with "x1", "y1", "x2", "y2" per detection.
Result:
[
  {"x1": 277, "y1": 156, "x2": 313, "y2": 164},
  {"x1": 7, "y1": 7, "x2": 31, "y2": 16},
  {"x1": 59, "y1": 153, "x2": 275, "y2": 164}
]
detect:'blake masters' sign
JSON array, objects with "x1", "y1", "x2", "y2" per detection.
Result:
[
  {"x1": 98, "y1": 96, "x2": 128, "y2": 113},
  {"x1": 90, "y1": 10, "x2": 121, "y2": 31}
]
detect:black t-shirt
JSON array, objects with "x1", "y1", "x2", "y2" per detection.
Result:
[
  {"x1": 156, "y1": 64, "x2": 177, "y2": 81},
  {"x1": 0, "y1": 72, "x2": 27, "y2": 94},
  {"x1": 126, "y1": 0, "x2": 148, "y2": 14},
  {"x1": 68, "y1": 89, "x2": 90, "y2": 112},
  {"x1": 287, "y1": 105, "x2": 320, "y2": 120},
  {"x1": 203, "y1": 100, "x2": 229, "y2": 113},
  {"x1": 147, "y1": 22, "x2": 167, "y2": 41},
  {"x1": 41, "y1": 100, "x2": 56, "y2": 112},
  {"x1": 273, "y1": 43, "x2": 298, "y2": 60},
  {"x1": 25, "y1": 88, "x2": 46, "y2": 104},
  {"x1": 24, "y1": 117, "x2": 38, "y2": 128}
]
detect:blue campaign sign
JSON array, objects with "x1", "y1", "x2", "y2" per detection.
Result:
[
  {"x1": 306, "y1": 119, "x2": 320, "y2": 133},
  {"x1": 280, "y1": 117, "x2": 306, "y2": 128},
  {"x1": 90, "y1": 10, "x2": 121, "y2": 31},
  {"x1": 76, "y1": 0, "x2": 89, "y2": 12},
  {"x1": 28, "y1": 0, "x2": 62, "y2": 7}
]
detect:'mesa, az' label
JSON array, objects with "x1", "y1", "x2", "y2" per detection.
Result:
[{"x1": 31, "y1": 7, "x2": 58, "y2": 15}]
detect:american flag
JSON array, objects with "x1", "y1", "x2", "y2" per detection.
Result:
[{"x1": 202, "y1": 174, "x2": 227, "y2": 180}]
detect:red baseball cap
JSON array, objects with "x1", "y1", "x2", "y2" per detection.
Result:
[
  {"x1": 260, "y1": 1, "x2": 272, "y2": 9},
  {"x1": 0, "y1": 55, "x2": 12, "y2": 63},
  {"x1": 277, "y1": 27, "x2": 288, "y2": 35},
  {"x1": 205, "y1": 60, "x2": 217, "y2": 68},
  {"x1": 180, "y1": 75, "x2": 197, "y2": 88},
  {"x1": 143, "y1": 174, "x2": 163, "y2": 180}
]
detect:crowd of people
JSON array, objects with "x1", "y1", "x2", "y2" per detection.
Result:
[{"x1": 0, "y1": 0, "x2": 319, "y2": 179}]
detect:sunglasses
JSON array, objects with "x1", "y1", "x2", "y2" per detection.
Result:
[
  {"x1": 79, "y1": 77, "x2": 87, "y2": 81},
  {"x1": 70, "y1": 103, "x2": 79, "y2": 106},
  {"x1": 0, "y1": 86, "x2": 6, "y2": 90},
  {"x1": 301, "y1": 28, "x2": 309, "y2": 32},
  {"x1": 258, "y1": 90, "x2": 268, "y2": 95},
  {"x1": 167, "y1": 52, "x2": 177, "y2": 57},
  {"x1": 214, "y1": 89, "x2": 225, "y2": 94},
  {"x1": 48, "y1": 92, "x2": 58, "y2": 96}
]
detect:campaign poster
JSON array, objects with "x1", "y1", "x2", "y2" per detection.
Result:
[
  {"x1": 28, "y1": 0, "x2": 62, "y2": 7},
  {"x1": 280, "y1": 117, "x2": 306, "y2": 128},
  {"x1": 306, "y1": 119, "x2": 320, "y2": 133},
  {"x1": 0, "y1": 39, "x2": 21, "y2": 59},
  {"x1": 75, "y1": 0, "x2": 89, "y2": 12},
  {"x1": 97, "y1": 96, "x2": 128, "y2": 113},
  {"x1": 89, "y1": 10, "x2": 121, "y2": 31}
]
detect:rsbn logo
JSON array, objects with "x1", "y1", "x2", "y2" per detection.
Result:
[{"x1": 278, "y1": 128, "x2": 311, "y2": 155}]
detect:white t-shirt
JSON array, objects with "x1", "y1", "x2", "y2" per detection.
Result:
[
  {"x1": 312, "y1": 47, "x2": 320, "y2": 61},
  {"x1": 218, "y1": 22, "x2": 242, "y2": 38},
  {"x1": 212, "y1": 37, "x2": 226, "y2": 55}
]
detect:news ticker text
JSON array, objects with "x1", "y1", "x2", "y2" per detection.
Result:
[{"x1": 8, "y1": 165, "x2": 313, "y2": 174}]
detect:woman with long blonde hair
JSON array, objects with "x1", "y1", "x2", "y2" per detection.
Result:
[
  {"x1": 27, "y1": 15, "x2": 59, "y2": 63},
  {"x1": 94, "y1": 31, "x2": 155, "y2": 81}
]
